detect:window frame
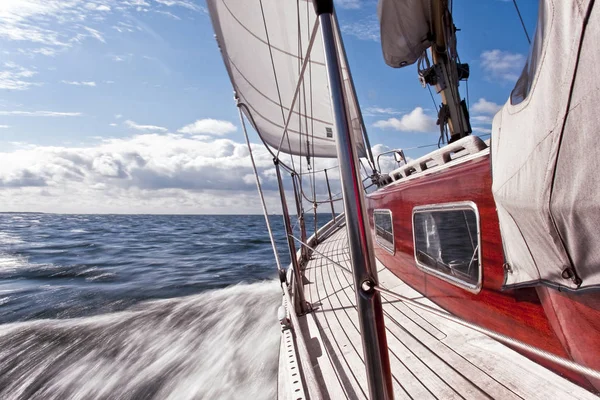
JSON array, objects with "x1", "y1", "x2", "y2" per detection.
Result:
[
  {"x1": 373, "y1": 209, "x2": 395, "y2": 255},
  {"x1": 412, "y1": 201, "x2": 482, "y2": 293}
]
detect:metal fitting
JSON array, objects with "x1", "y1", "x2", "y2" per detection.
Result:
[{"x1": 361, "y1": 280, "x2": 375, "y2": 294}]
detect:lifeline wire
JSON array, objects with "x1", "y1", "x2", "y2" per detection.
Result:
[
  {"x1": 290, "y1": 226, "x2": 600, "y2": 382},
  {"x1": 373, "y1": 285, "x2": 600, "y2": 382},
  {"x1": 238, "y1": 106, "x2": 282, "y2": 272}
]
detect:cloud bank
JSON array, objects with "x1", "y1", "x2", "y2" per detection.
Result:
[{"x1": 0, "y1": 133, "x2": 350, "y2": 214}]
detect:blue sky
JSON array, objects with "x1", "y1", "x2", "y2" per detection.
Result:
[{"x1": 0, "y1": 0, "x2": 537, "y2": 213}]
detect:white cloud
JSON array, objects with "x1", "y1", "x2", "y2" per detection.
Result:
[
  {"x1": 0, "y1": 0, "x2": 159, "y2": 52},
  {"x1": 0, "y1": 133, "x2": 351, "y2": 213},
  {"x1": 191, "y1": 135, "x2": 211, "y2": 141},
  {"x1": 124, "y1": 120, "x2": 168, "y2": 132},
  {"x1": 85, "y1": 3, "x2": 111, "y2": 12},
  {"x1": 17, "y1": 47, "x2": 58, "y2": 57},
  {"x1": 471, "y1": 98, "x2": 502, "y2": 115},
  {"x1": 471, "y1": 115, "x2": 493, "y2": 124},
  {"x1": 154, "y1": 10, "x2": 181, "y2": 20},
  {"x1": 0, "y1": 62, "x2": 38, "y2": 90},
  {"x1": 472, "y1": 127, "x2": 492, "y2": 134},
  {"x1": 242, "y1": 174, "x2": 256, "y2": 185},
  {"x1": 480, "y1": 50, "x2": 526, "y2": 82},
  {"x1": 0, "y1": 1, "x2": 73, "y2": 46},
  {"x1": 0, "y1": 125, "x2": 9, "y2": 128},
  {"x1": 154, "y1": 0, "x2": 206, "y2": 12},
  {"x1": 82, "y1": 26, "x2": 106, "y2": 43},
  {"x1": 0, "y1": 110, "x2": 82, "y2": 117},
  {"x1": 115, "y1": 114, "x2": 123, "y2": 119},
  {"x1": 125, "y1": 0, "x2": 150, "y2": 5},
  {"x1": 341, "y1": 15, "x2": 380, "y2": 42},
  {"x1": 109, "y1": 123, "x2": 117, "y2": 127},
  {"x1": 61, "y1": 80, "x2": 97, "y2": 87},
  {"x1": 337, "y1": 0, "x2": 361, "y2": 9},
  {"x1": 373, "y1": 107, "x2": 437, "y2": 132},
  {"x1": 0, "y1": 134, "x2": 279, "y2": 213},
  {"x1": 111, "y1": 53, "x2": 134, "y2": 62},
  {"x1": 363, "y1": 106, "x2": 403, "y2": 117},
  {"x1": 177, "y1": 119, "x2": 237, "y2": 136}
]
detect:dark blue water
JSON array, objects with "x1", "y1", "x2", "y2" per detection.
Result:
[{"x1": 0, "y1": 212, "x2": 329, "y2": 399}]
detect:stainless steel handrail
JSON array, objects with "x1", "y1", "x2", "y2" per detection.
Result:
[{"x1": 317, "y1": 2, "x2": 394, "y2": 398}]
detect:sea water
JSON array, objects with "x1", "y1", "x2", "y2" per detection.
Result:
[{"x1": 0, "y1": 213, "x2": 323, "y2": 399}]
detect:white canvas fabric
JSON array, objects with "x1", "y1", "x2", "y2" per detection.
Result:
[
  {"x1": 378, "y1": 0, "x2": 433, "y2": 68},
  {"x1": 492, "y1": 0, "x2": 600, "y2": 290},
  {"x1": 206, "y1": 0, "x2": 367, "y2": 158}
]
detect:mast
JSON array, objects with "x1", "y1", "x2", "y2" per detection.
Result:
[
  {"x1": 426, "y1": 0, "x2": 471, "y2": 143},
  {"x1": 313, "y1": 1, "x2": 393, "y2": 398}
]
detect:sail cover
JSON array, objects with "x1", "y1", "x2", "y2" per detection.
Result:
[
  {"x1": 378, "y1": 0, "x2": 433, "y2": 68},
  {"x1": 491, "y1": 0, "x2": 600, "y2": 290},
  {"x1": 206, "y1": 0, "x2": 367, "y2": 158}
]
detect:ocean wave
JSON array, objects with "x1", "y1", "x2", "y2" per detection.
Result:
[
  {"x1": 0, "y1": 253, "x2": 27, "y2": 271},
  {"x1": 0, "y1": 281, "x2": 281, "y2": 400},
  {"x1": 0, "y1": 232, "x2": 24, "y2": 245}
]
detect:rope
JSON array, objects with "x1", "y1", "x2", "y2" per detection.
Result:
[
  {"x1": 512, "y1": 0, "x2": 532, "y2": 44},
  {"x1": 237, "y1": 106, "x2": 282, "y2": 272},
  {"x1": 372, "y1": 285, "x2": 600, "y2": 382}
]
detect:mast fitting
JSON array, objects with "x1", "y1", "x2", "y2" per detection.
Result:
[{"x1": 312, "y1": 0, "x2": 333, "y2": 15}]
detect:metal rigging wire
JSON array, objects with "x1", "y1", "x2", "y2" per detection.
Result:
[
  {"x1": 237, "y1": 107, "x2": 282, "y2": 272},
  {"x1": 258, "y1": 0, "x2": 297, "y2": 174},
  {"x1": 237, "y1": 103, "x2": 295, "y2": 174},
  {"x1": 288, "y1": 230, "x2": 600, "y2": 382},
  {"x1": 512, "y1": 0, "x2": 532, "y2": 44}
]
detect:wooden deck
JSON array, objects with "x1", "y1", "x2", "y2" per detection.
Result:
[{"x1": 294, "y1": 225, "x2": 598, "y2": 399}]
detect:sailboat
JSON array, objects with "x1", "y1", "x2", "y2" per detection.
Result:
[{"x1": 207, "y1": 0, "x2": 600, "y2": 398}]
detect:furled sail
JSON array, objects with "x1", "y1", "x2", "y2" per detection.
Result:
[
  {"x1": 206, "y1": 0, "x2": 367, "y2": 158},
  {"x1": 378, "y1": 0, "x2": 433, "y2": 68}
]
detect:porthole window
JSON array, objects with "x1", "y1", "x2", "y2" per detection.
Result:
[
  {"x1": 412, "y1": 202, "x2": 481, "y2": 292},
  {"x1": 374, "y1": 209, "x2": 394, "y2": 254}
]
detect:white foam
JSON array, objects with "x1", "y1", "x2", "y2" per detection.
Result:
[{"x1": 0, "y1": 281, "x2": 282, "y2": 400}]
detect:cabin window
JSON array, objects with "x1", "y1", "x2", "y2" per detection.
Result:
[
  {"x1": 412, "y1": 202, "x2": 481, "y2": 292},
  {"x1": 374, "y1": 210, "x2": 394, "y2": 254}
]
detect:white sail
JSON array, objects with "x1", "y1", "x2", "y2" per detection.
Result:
[{"x1": 206, "y1": 0, "x2": 367, "y2": 158}]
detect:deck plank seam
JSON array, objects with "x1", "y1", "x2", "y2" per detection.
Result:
[
  {"x1": 312, "y1": 233, "x2": 367, "y2": 399},
  {"x1": 307, "y1": 243, "x2": 349, "y2": 399},
  {"x1": 332, "y1": 255, "x2": 461, "y2": 400},
  {"x1": 327, "y1": 252, "x2": 422, "y2": 400}
]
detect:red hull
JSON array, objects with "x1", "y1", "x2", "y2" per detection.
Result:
[{"x1": 367, "y1": 153, "x2": 600, "y2": 392}]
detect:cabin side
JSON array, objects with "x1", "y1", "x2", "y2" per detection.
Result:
[{"x1": 366, "y1": 137, "x2": 600, "y2": 391}]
